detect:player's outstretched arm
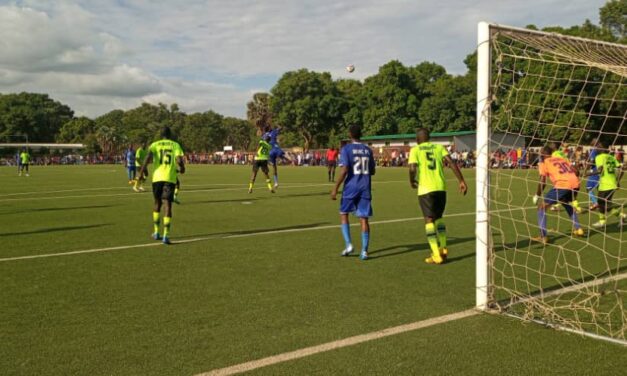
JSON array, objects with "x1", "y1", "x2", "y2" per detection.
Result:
[
  {"x1": 331, "y1": 166, "x2": 348, "y2": 200},
  {"x1": 444, "y1": 155, "x2": 467, "y2": 195}
]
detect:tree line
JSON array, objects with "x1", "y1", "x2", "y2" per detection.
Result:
[{"x1": 0, "y1": 0, "x2": 623, "y2": 154}]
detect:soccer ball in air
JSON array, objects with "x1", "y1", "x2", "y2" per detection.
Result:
[{"x1": 346, "y1": 64, "x2": 355, "y2": 73}]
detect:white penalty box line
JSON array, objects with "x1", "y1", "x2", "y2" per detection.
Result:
[{"x1": 196, "y1": 309, "x2": 480, "y2": 376}]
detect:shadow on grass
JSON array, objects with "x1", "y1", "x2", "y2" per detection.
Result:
[
  {"x1": 277, "y1": 191, "x2": 330, "y2": 199},
  {"x1": 0, "y1": 223, "x2": 112, "y2": 237},
  {"x1": 192, "y1": 198, "x2": 261, "y2": 204},
  {"x1": 366, "y1": 236, "x2": 476, "y2": 261},
  {"x1": 0, "y1": 204, "x2": 116, "y2": 215},
  {"x1": 177, "y1": 222, "x2": 332, "y2": 240}
]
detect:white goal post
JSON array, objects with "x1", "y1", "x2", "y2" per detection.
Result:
[{"x1": 475, "y1": 22, "x2": 627, "y2": 345}]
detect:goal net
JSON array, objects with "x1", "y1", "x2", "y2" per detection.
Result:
[{"x1": 475, "y1": 23, "x2": 627, "y2": 344}]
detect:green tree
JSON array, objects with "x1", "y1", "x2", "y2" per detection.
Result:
[
  {"x1": 0, "y1": 92, "x2": 73, "y2": 142},
  {"x1": 179, "y1": 111, "x2": 225, "y2": 152},
  {"x1": 246, "y1": 93, "x2": 273, "y2": 133},
  {"x1": 600, "y1": 0, "x2": 626, "y2": 40},
  {"x1": 270, "y1": 69, "x2": 344, "y2": 151},
  {"x1": 222, "y1": 117, "x2": 255, "y2": 151},
  {"x1": 360, "y1": 60, "x2": 421, "y2": 135}
]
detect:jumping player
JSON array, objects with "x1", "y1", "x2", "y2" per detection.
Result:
[
  {"x1": 248, "y1": 135, "x2": 275, "y2": 194},
  {"x1": 139, "y1": 127, "x2": 185, "y2": 244},
  {"x1": 533, "y1": 146, "x2": 585, "y2": 244},
  {"x1": 408, "y1": 128, "x2": 468, "y2": 264},
  {"x1": 264, "y1": 126, "x2": 290, "y2": 189},
  {"x1": 587, "y1": 141, "x2": 625, "y2": 228},
  {"x1": 331, "y1": 125, "x2": 375, "y2": 260},
  {"x1": 326, "y1": 146, "x2": 339, "y2": 182}
]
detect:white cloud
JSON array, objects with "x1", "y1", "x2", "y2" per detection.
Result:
[{"x1": 0, "y1": 0, "x2": 608, "y2": 118}]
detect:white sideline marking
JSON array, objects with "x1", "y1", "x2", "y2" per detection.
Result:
[
  {"x1": 195, "y1": 309, "x2": 480, "y2": 376},
  {"x1": 0, "y1": 180, "x2": 411, "y2": 203},
  {"x1": 0, "y1": 210, "x2": 481, "y2": 262}
]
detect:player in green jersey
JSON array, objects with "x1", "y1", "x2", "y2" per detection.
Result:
[
  {"x1": 133, "y1": 143, "x2": 148, "y2": 192},
  {"x1": 18, "y1": 148, "x2": 30, "y2": 177},
  {"x1": 248, "y1": 135, "x2": 275, "y2": 194},
  {"x1": 408, "y1": 128, "x2": 468, "y2": 265},
  {"x1": 586, "y1": 140, "x2": 625, "y2": 228},
  {"x1": 139, "y1": 127, "x2": 186, "y2": 244}
]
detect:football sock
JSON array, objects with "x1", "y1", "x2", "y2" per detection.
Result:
[
  {"x1": 572, "y1": 200, "x2": 580, "y2": 211},
  {"x1": 537, "y1": 208, "x2": 548, "y2": 237},
  {"x1": 152, "y1": 212, "x2": 160, "y2": 234},
  {"x1": 609, "y1": 207, "x2": 622, "y2": 217},
  {"x1": 588, "y1": 190, "x2": 598, "y2": 205},
  {"x1": 598, "y1": 213, "x2": 607, "y2": 222},
  {"x1": 266, "y1": 179, "x2": 273, "y2": 190},
  {"x1": 361, "y1": 231, "x2": 370, "y2": 253},
  {"x1": 249, "y1": 181, "x2": 254, "y2": 190},
  {"x1": 174, "y1": 187, "x2": 179, "y2": 197},
  {"x1": 425, "y1": 223, "x2": 440, "y2": 258},
  {"x1": 163, "y1": 216, "x2": 171, "y2": 237},
  {"x1": 341, "y1": 223, "x2": 352, "y2": 248},
  {"x1": 564, "y1": 205, "x2": 580, "y2": 230},
  {"x1": 134, "y1": 179, "x2": 139, "y2": 189},
  {"x1": 435, "y1": 219, "x2": 447, "y2": 248},
  {"x1": 273, "y1": 175, "x2": 278, "y2": 185}
]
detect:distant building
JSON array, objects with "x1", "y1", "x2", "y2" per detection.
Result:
[{"x1": 361, "y1": 130, "x2": 526, "y2": 151}]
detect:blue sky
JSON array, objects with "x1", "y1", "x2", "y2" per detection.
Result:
[{"x1": 0, "y1": 0, "x2": 607, "y2": 118}]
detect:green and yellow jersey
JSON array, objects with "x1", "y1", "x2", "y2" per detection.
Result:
[
  {"x1": 135, "y1": 147, "x2": 147, "y2": 167},
  {"x1": 595, "y1": 152, "x2": 622, "y2": 191},
  {"x1": 552, "y1": 150, "x2": 569, "y2": 162},
  {"x1": 408, "y1": 142, "x2": 449, "y2": 196},
  {"x1": 255, "y1": 140, "x2": 271, "y2": 161},
  {"x1": 19, "y1": 151, "x2": 30, "y2": 165},
  {"x1": 148, "y1": 139, "x2": 184, "y2": 183}
]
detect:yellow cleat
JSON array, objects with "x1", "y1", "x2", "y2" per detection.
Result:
[
  {"x1": 425, "y1": 254, "x2": 444, "y2": 265},
  {"x1": 573, "y1": 228, "x2": 585, "y2": 237}
]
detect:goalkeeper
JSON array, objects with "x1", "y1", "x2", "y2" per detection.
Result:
[
  {"x1": 408, "y1": 128, "x2": 468, "y2": 265},
  {"x1": 533, "y1": 146, "x2": 584, "y2": 244}
]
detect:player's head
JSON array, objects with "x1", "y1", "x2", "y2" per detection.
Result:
[
  {"x1": 416, "y1": 128, "x2": 430, "y2": 143},
  {"x1": 262, "y1": 133, "x2": 271, "y2": 142},
  {"x1": 161, "y1": 126, "x2": 172, "y2": 140},
  {"x1": 549, "y1": 141, "x2": 560, "y2": 151},
  {"x1": 541, "y1": 145, "x2": 553, "y2": 158},
  {"x1": 348, "y1": 124, "x2": 362, "y2": 140}
]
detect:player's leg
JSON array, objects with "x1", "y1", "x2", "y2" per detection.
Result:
[
  {"x1": 327, "y1": 164, "x2": 332, "y2": 182},
  {"x1": 269, "y1": 150, "x2": 279, "y2": 188},
  {"x1": 419, "y1": 193, "x2": 444, "y2": 264},
  {"x1": 24, "y1": 164, "x2": 29, "y2": 177},
  {"x1": 261, "y1": 163, "x2": 274, "y2": 193},
  {"x1": 339, "y1": 197, "x2": 355, "y2": 256},
  {"x1": 604, "y1": 190, "x2": 625, "y2": 224},
  {"x1": 586, "y1": 177, "x2": 599, "y2": 210},
  {"x1": 532, "y1": 189, "x2": 556, "y2": 244},
  {"x1": 152, "y1": 183, "x2": 163, "y2": 240},
  {"x1": 161, "y1": 183, "x2": 175, "y2": 244},
  {"x1": 433, "y1": 192, "x2": 448, "y2": 261},
  {"x1": 593, "y1": 190, "x2": 612, "y2": 227},
  {"x1": 355, "y1": 197, "x2": 373, "y2": 260},
  {"x1": 571, "y1": 187, "x2": 582, "y2": 213},
  {"x1": 562, "y1": 190, "x2": 584, "y2": 236},
  {"x1": 331, "y1": 164, "x2": 336, "y2": 182},
  {"x1": 249, "y1": 163, "x2": 259, "y2": 193}
]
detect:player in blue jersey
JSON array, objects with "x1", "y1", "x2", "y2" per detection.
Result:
[
  {"x1": 125, "y1": 145, "x2": 136, "y2": 185},
  {"x1": 331, "y1": 125, "x2": 376, "y2": 260},
  {"x1": 264, "y1": 126, "x2": 290, "y2": 189},
  {"x1": 586, "y1": 145, "x2": 600, "y2": 210}
]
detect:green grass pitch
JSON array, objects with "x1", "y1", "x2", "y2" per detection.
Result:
[{"x1": 0, "y1": 165, "x2": 625, "y2": 375}]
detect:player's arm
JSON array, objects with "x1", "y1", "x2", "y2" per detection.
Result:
[
  {"x1": 617, "y1": 164, "x2": 624, "y2": 188},
  {"x1": 176, "y1": 156, "x2": 186, "y2": 175},
  {"x1": 408, "y1": 163, "x2": 418, "y2": 189},
  {"x1": 331, "y1": 166, "x2": 348, "y2": 200},
  {"x1": 369, "y1": 154, "x2": 376, "y2": 176},
  {"x1": 443, "y1": 155, "x2": 468, "y2": 195},
  {"x1": 139, "y1": 152, "x2": 153, "y2": 177},
  {"x1": 536, "y1": 175, "x2": 547, "y2": 197}
]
